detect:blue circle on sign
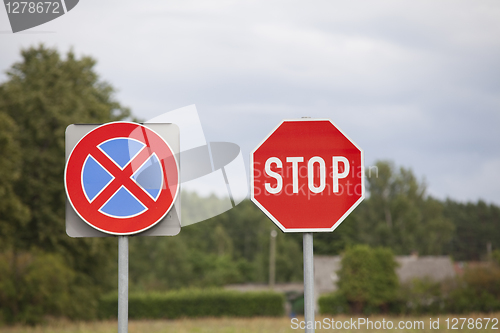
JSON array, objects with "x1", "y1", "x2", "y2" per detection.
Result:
[{"x1": 81, "y1": 137, "x2": 164, "y2": 218}]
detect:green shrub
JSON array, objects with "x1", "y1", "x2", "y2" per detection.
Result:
[
  {"x1": 98, "y1": 289, "x2": 285, "y2": 319},
  {"x1": 398, "y1": 265, "x2": 500, "y2": 315},
  {"x1": 291, "y1": 294, "x2": 304, "y2": 315},
  {"x1": 336, "y1": 245, "x2": 399, "y2": 313},
  {"x1": 0, "y1": 251, "x2": 98, "y2": 325},
  {"x1": 493, "y1": 250, "x2": 500, "y2": 266},
  {"x1": 446, "y1": 287, "x2": 500, "y2": 313},
  {"x1": 445, "y1": 265, "x2": 500, "y2": 313},
  {"x1": 399, "y1": 278, "x2": 446, "y2": 315},
  {"x1": 318, "y1": 292, "x2": 348, "y2": 315}
]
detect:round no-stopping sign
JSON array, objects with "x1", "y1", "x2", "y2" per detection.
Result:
[{"x1": 65, "y1": 122, "x2": 179, "y2": 235}]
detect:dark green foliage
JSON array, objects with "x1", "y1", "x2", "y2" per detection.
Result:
[
  {"x1": 312, "y1": 161, "x2": 456, "y2": 257},
  {"x1": 336, "y1": 245, "x2": 399, "y2": 313},
  {"x1": 321, "y1": 264, "x2": 500, "y2": 316},
  {"x1": 0, "y1": 251, "x2": 100, "y2": 324},
  {"x1": 0, "y1": 44, "x2": 129, "y2": 253},
  {"x1": 493, "y1": 250, "x2": 500, "y2": 266},
  {"x1": 98, "y1": 289, "x2": 285, "y2": 319},
  {"x1": 318, "y1": 293, "x2": 349, "y2": 315},
  {"x1": 446, "y1": 264, "x2": 500, "y2": 313},
  {"x1": 198, "y1": 198, "x2": 303, "y2": 284},
  {"x1": 0, "y1": 45, "x2": 129, "y2": 324},
  {"x1": 357, "y1": 161, "x2": 455, "y2": 255},
  {"x1": 404, "y1": 265, "x2": 500, "y2": 315},
  {"x1": 370, "y1": 247, "x2": 400, "y2": 306},
  {"x1": 0, "y1": 111, "x2": 30, "y2": 249},
  {"x1": 311, "y1": 159, "x2": 500, "y2": 267},
  {"x1": 290, "y1": 294, "x2": 305, "y2": 315},
  {"x1": 128, "y1": 197, "x2": 303, "y2": 292},
  {"x1": 444, "y1": 200, "x2": 500, "y2": 261},
  {"x1": 311, "y1": 161, "x2": 500, "y2": 264},
  {"x1": 399, "y1": 278, "x2": 448, "y2": 315}
]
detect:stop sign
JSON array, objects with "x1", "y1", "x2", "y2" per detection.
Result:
[{"x1": 251, "y1": 119, "x2": 364, "y2": 232}]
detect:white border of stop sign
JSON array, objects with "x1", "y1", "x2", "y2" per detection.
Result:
[{"x1": 250, "y1": 118, "x2": 365, "y2": 233}]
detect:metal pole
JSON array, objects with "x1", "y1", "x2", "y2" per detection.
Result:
[
  {"x1": 118, "y1": 236, "x2": 129, "y2": 333},
  {"x1": 269, "y1": 230, "x2": 277, "y2": 289},
  {"x1": 303, "y1": 233, "x2": 315, "y2": 333}
]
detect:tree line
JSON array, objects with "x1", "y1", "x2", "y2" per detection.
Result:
[{"x1": 0, "y1": 45, "x2": 499, "y2": 323}]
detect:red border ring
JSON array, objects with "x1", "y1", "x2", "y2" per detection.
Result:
[{"x1": 65, "y1": 122, "x2": 179, "y2": 235}]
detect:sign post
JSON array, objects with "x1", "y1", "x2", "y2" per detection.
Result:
[
  {"x1": 303, "y1": 232, "x2": 314, "y2": 332},
  {"x1": 251, "y1": 118, "x2": 364, "y2": 332},
  {"x1": 65, "y1": 122, "x2": 180, "y2": 333},
  {"x1": 118, "y1": 236, "x2": 129, "y2": 333}
]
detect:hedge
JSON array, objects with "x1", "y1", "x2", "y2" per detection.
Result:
[
  {"x1": 319, "y1": 286, "x2": 500, "y2": 316},
  {"x1": 318, "y1": 292, "x2": 349, "y2": 315},
  {"x1": 98, "y1": 289, "x2": 285, "y2": 319},
  {"x1": 319, "y1": 292, "x2": 406, "y2": 315}
]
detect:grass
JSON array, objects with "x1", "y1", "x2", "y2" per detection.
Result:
[{"x1": 1, "y1": 313, "x2": 499, "y2": 333}]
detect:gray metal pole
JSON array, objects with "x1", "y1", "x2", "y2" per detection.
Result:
[
  {"x1": 118, "y1": 236, "x2": 129, "y2": 333},
  {"x1": 269, "y1": 230, "x2": 277, "y2": 289},
  {"x1": 303, "y1": 233, "x2": 315, "y2": 333}
]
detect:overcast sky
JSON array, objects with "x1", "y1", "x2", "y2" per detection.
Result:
[{"x1": 1, "y1": 0, "x2": 499, "y2": 205}]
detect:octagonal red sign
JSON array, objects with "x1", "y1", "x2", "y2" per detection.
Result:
[{"x1": 251, "y1": 119, "x2": 364, "y2": 232}]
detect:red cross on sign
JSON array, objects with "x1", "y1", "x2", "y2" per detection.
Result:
[{"x1": 65, "y1": 122, "x2": 179, "y2": 235}]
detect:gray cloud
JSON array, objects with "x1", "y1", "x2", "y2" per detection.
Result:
[{"x1": 1, "y1": 0, "x2": 499, "y2": 204}]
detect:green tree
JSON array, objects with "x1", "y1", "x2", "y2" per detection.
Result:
[
  {"x1": 0, "y1": 251, "x2": 90, "y2": 324},
  {"x1": 0, "y1": 44, "x2": 130, "y2": 252},
  {"x1": 493, "y1": 249, "x2": 500, "y2": 266},
  {"x1": 0, "y1": 111, "x2": 29, "y2": 249},
  {"x1": 337, "y1": 245, "x2": 399, "y2": 313},
  {"x1": 444, "y1": 200, "x2": 500, "y2": 261},
  {"x1": 313, "y1": 160, "x2": 455, "y2": 257},
  {"x1": 127, "y1": 195, "x2": 304, "y2": 291},
  {"x1": 129, "y1": 236, "x2": 194, "y2": 291},
  {"x1": 215, "y1": 199, "x2": 303, "y2": 283},
  {"x1": 313, "y1": 212, "x2": 361, "y2": 255},
  {"x1": 360, "y1": 161, "x2": 454, "y2": 255},
  {"x1": 0, "y1": 45, "x2": 131, "y2": 321}
]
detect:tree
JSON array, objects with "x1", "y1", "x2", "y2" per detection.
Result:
[
  {"x1": 444, "y1": 200, "x2": 500, "y2": 261},
  {"x1": 313, "y1": 160, "x2": 455, "y2": 256},
  {"x1": 127, "y1": 195, "x2": 304, "y2": 291},
  {"x1": 0, "y1": 45, "x2": 131, "y2": 321},
  {"x1": 360, "y1": 161, "x2": 454, "y2": 255},
  {"x1": 0, "y1": 44, "x2": 130, "y2": 252},
  {"x1": 337, "y1": 245, "x2": 399, "y2": 313},
  {"x1": 0, "y1": 111, "x2": 29, "y2": 249}
]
